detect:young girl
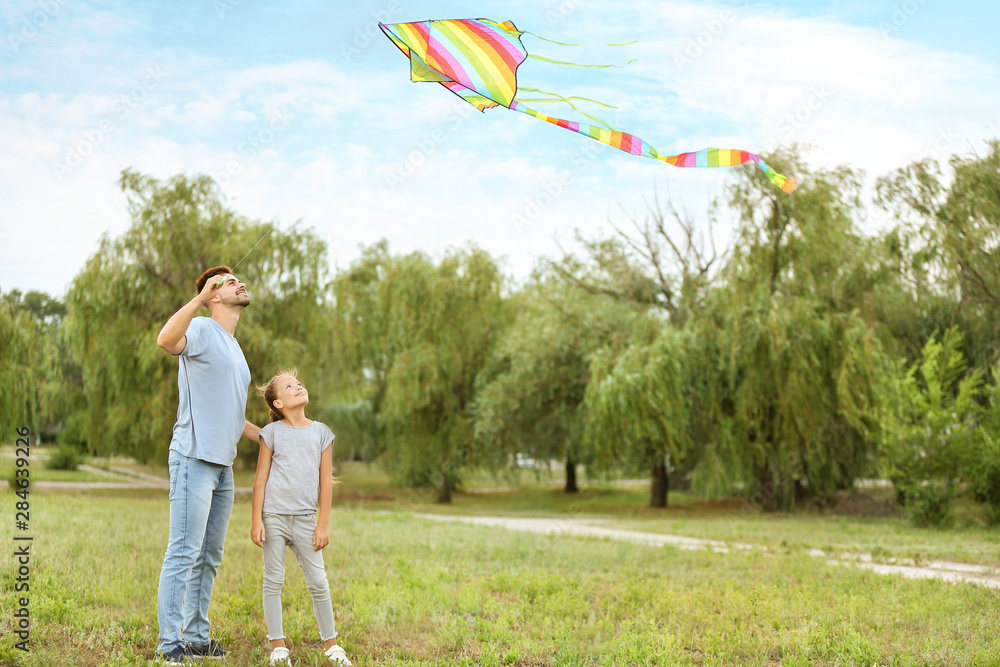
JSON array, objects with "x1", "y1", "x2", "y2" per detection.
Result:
[{"x1": 251, "y1": 370, "x2": 351, "y2": 667}]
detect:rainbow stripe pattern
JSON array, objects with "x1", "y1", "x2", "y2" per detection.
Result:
[{"x1": 380, "y1": 19, "x2": 797, "y2": 193}]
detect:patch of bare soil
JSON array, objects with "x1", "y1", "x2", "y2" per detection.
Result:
[
  {"x1": 336, "y1": 490, "x2": 395, "y2": 501},
  {"x1": 801, "y1": 487, "x2": 903, "y2": 518}
]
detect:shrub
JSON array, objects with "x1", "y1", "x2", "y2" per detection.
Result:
[
  {"x1": 878, "y1": 328, "x2": 982, "y2": 527},
  {"x1": 901, "y1": 482, "x2": 954, "y2": 528},
  {"x1": 45, "y1": 443, "x2": 83, "y2": 471},
  {"x1": 56, "y1": 409, "x2": 88, "y2": 450}
]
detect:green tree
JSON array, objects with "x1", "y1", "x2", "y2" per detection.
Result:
[
  {"x1": 972, "y1": 358, "x2": 1000, "y2": 524},
  {"x1": 383, "y1": 248, "x2": 507, "y2": 502},
  {"x1": 690, "y1": 150, "x2": 889, "y2": 510},
  {"x1": 328, "y1": 241, "x2": 397, "y2": 464},
  {"x1": 879, "y1": 328, "x2": 983, "y2": 527},
  {"x1": 873, "y1": 142, "x2": 1000, "y2": 523},
  {"x1": 1, "y1": 289, "x2": 67, "y2": 325},
  {"x1": 64, "y1": 169, "x2": 332, "y2": 464},
  {"x1": 548, "y1": 195, "x2": 724, "y2": 326},
  {"x1": 473, "y1": 276, "x2": 641, "y2": 493},
  {"x1": 333, "y1": 243, "x2": 507, "y2": 502},
  {"x1": 1, "y1": 290, "x2": 72, "y2": 444},
  {"x1": 875, "y1": 141, "x2": 1000, "y2": 367},
  {"x1": 0, "y1": 296, "x2": 53, "y2": 437},
  {"x1": 584, "y1": 326, "x2": 691, "y2": 507},
  {"x1": 546, "y1": 201, "x2": 725, "y2": 504}
]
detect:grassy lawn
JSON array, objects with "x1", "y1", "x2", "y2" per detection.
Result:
[
  {"x1": 0, "y1": 446, "x2": 161, "y2": 485},
  {"x1": 324, "y1": 463, "x2": 1000, "y2": 568},
  {"x1": 1, "y1": 472, "x2": 999, "y2": 666},
  {"x1": 0, "y1": 464, "x2": 116, "y2": 485}
]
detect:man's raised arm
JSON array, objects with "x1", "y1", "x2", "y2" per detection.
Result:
[{"x1": 156, "y1": 280, "x2": 218, "y2": 354}]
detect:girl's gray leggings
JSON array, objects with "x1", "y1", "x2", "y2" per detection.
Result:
[{"x1": 261, "y1": 513, "x2": 337, "y2": 641}]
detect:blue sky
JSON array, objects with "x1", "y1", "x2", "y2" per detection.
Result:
[{"x1": 2, "y1": 0, "x2": 998, "y2": 296}]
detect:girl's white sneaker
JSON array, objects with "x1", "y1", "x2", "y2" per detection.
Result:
[
  {"x1": 324, "y1": 644, "x2": 352, "y2": 666},
  {"x1": 269, "y1": 646, "x2": 291, "y2": 666}
]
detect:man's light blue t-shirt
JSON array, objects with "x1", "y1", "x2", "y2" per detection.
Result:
[{"x1": 169, "y1": 317, "x2": 251, "y2": 466}]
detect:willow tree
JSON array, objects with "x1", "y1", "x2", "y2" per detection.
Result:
[
  {"x1": 546, "y1": 197, "x2": 727, "y2": 505},
  {"x1": 584, "y1": 326, "x2": 691, "y2": 507},
  {"x1": 694, "y1": 150, "x2": 889, "y2": 510},
  {"x1": 0, "y1": 297, "x2": 53, "y2": 438},
  {"x1": 1, "y1": 290, "x2": 88, "y2": 448},
  {"x1": 64, "y1": 168, "x2": 332, "y2": 464},
  {"x1": 328, "y1": 241, "x2": 398, "y2": 464},
  {"x1": 473, "y1": 276, "x2": 641, "y2": 492},
  {"x1": 335, "y1": 244, "x2": 507, "y2": 502}
]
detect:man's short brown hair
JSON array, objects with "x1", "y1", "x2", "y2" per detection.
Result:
[{"x1": 195, "y1": 265, "x2": 233, "y2": 294}]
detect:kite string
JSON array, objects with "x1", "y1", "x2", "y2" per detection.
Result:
[
  {"x1": 224, "y1": 226, "x2": 273, "y2": 278},
  {"x1": 216, "y1": 218, "x2": 306, "y2": 284}
]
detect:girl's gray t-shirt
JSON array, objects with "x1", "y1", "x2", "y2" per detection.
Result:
[{"x1": 259, "y1": 420, "x2": 334, "y2": 515}]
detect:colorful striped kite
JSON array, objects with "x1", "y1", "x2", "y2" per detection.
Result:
[{"x1": 379, "y1": 18, "x2": 797, "y2": 193}]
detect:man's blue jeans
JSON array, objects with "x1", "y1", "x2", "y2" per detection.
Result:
[{"x1": 156, "y1": 449, "x2": 234, "y2": 653}]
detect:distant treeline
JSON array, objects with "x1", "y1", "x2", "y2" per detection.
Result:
[{"x1": 5, "y1": 143, "x2": 1000, "y2": 524}]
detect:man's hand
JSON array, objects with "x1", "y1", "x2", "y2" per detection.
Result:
[
  {"x1": 313, "y1": 523, "x2": 329, "y2": 551},
  {"x1": 251, "y1": 520, "x2": 266, "y2": 548},
  {"x1": 198, "y1": 276, "x2": 223, "y2": 305}
]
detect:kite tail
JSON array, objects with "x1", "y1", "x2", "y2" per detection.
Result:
[
  {"x1": 658, "y1": 149, "x2": 798, "y2": 194},
  {"x1": 510, "y1": 101, "x2": 797, "y2": 193}
]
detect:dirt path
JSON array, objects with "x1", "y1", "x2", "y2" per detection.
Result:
[{"x1": 415, "y1": 513, "x2": 1000, "y2": 590}]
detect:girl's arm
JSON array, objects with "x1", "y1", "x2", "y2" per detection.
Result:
[
  {"x1": 251, "y1": 436, "x2": 273, "y2": 548},
  {"x1": 313, "y1": 443, "x2": 333, "y2": 551}
]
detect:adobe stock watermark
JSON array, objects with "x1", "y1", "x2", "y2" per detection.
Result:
[
  {"x1": 915, "y1": 126, "x2": 960, "y2": 163},
  {"x1": 511, "y1": 139, "x2": 603, "y2": 231},
  {"x1": 51, "y1": 65, "x2": 166, "y2": 181},
  {"x1": 758, "y1": 84, "x2": 833, "y2": 156},
  {"x1": 878, "y1": 0, "x2": 929, "y2": 39},
  {"x1": 213, "y1": 103, "x2": 299, "y2": 188},
  {"x1": 213, "y1": 0, "x2": 243, "y2": 20},
  {"x1": 382, "y1": 103, "x2": 477, "y2": 188},
  {"x1": 546, "y1": 0, "x2": 584, "y2": 29},
  {"x1": 777, "y1": 85, "x2": 831, "y2": 139},
  {"x1": 674, "y1": 8, "x2": 737, "y2": 71},
  {"x1": 340, "y1": 0, "x2": 403, "y2": 62},
  {"x1": 6, "y1": 0, "x2": 71, "y2": 54}
]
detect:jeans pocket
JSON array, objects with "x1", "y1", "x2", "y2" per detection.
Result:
[{"x1": 168, "y1": 453, "x2": 181, "y2": 501}]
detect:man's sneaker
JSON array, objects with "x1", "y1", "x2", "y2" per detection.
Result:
[
  {"x1": 190, "y1": 639, "x2": 228, "y2": 660},
  {"x1": 157, "y1": 645, "x2": 194, "y2": 664},
  {"x1": 324, "y1": 644, "x2": 352, "y2": 666},
  {"x1": 269, "y1": 646, "x2": 291, "y2": 666}
]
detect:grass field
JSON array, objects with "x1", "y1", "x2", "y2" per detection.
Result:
[
  {"x1": 0, "y1": 465, "x2": 113, "y2": 485},
  {"x1": 1, "y1": 463, "x2": 999, "y2": 666}
]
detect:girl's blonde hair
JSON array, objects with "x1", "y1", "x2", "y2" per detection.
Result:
[{"x1": 256, "y1": 368, "x2": 299, "y2": 423}]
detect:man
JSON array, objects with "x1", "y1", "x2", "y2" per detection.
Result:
[{"x1": 155, "y1": 266, "x2": 262, "y2": 663}]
